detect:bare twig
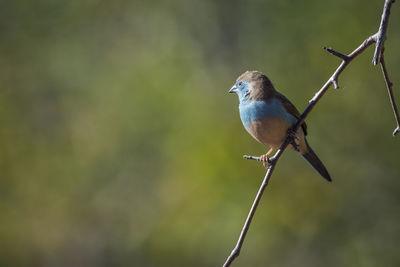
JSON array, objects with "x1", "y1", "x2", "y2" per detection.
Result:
[
  {"x1": 323, "y1": 46, "x2": 349, "y2": 62},
  {"x1": 243, "y1": 155, "x2": 261, "y2": 161},
  {"x1": 223, "y1": 165, "x2": 276, "y2": 267},
  {"x1": 372, "y1": 0, "x2": 400, "y2": 133},
  {"x1": 379, "y1": 51, "x2": 400, "y2": 135},
  {"x1": 223, "y1": 1, "x2": 397, "y2": 266},
  {"x1": 373, "y1": 0, "x2": 395, "y2": 65}
]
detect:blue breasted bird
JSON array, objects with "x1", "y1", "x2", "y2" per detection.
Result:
[{"x1": 229, "y1": 70, "x2": 331, "y2": 182}]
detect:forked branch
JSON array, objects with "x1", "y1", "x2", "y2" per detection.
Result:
[{"x1": 223, "y1": 1, "x2": 398, "y2": 266}]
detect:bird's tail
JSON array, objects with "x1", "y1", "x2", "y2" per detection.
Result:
[{"x1": 301, "y1": 139, "x2": 331, "y2": 182}]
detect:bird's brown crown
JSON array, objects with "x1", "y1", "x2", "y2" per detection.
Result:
[{"x1": 236, "y1": 71, "x2": 276, "y2": 100}]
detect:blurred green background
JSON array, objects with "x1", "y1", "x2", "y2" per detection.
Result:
[{"x1": 1, "y1": 0, "x2": 400, "y2": 266}]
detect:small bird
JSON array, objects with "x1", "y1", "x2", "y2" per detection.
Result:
[{"x1": 229, "y1": 71, "x2": 331, "y2": 181}]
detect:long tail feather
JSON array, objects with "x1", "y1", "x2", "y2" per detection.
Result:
[{"x1": 301, "y1": 140, "x2": 331, "y2": 182}]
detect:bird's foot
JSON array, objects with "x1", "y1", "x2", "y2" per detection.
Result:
[
  {"x1": 259, "y1": 148, "x2": 274, "y2": 168},
  {"x1": 259, "y1": 154, "x2": 277, "y2": 168},
  {"x1": 287, "y1": 128, "x2": 300, "y2": 152},
  {"x1": 291, "y1": 141, "x2": 300, "y2": 152},
  {"x1": 259, "y1": 154, "x2": 270, "y2": 168},
  {"x1": 287, "y1": 128, "x2": 299, "y2": 140}
]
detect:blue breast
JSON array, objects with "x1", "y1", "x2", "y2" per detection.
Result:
[{"x1": 239, "y1": 99, "x2": 297, "y2": 128}]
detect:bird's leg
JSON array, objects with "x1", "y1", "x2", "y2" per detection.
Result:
[
  {"x1": 260, "y1": 148, "x2": 273, "y2": 168},
  {"x1": 287, "y1": 128, "x2": 300, "y2": 152}
]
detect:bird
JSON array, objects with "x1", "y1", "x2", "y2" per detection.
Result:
[{"x1": 229, "y1": 70, "x2": 331, "y2": 182}]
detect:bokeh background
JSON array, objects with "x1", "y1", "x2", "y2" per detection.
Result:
[{"x1": 1, "y1": 0, "x2": 400, "y2": 266}]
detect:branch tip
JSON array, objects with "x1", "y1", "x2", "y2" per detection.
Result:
[
  {"x1": 331, "y1": 79, "x2": 339, "y2": 89},
  {"x1": 243, "y1": 155, "x2": 260, "y2": 161},
  {"x1": 393, "y1": 126, "x2": 400, "y2": 136},
  {"x1": 323, "y1": 46, "x2": 349, "y2": 61}
]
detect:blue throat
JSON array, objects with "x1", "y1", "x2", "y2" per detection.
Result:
[{"x1": 239, "y1": 98, "x2": 297, "y2": 128}]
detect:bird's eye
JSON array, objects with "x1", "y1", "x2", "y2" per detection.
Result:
[{"x1": 238, "y1": 82, "x2": 243, "y2": 87}]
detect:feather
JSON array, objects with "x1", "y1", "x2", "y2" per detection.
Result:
[{"x1": 275, "y1": 92, "x2": 308, "y2": 135}]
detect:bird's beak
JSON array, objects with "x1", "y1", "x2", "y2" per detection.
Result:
[{"x1": 229, "y1": 85, "x2": 238, "y2": 94}]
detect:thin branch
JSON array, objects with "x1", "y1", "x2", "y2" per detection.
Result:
[
  {"x1": 373, "y1": 0, "x2": 395, "y2": 65},
  {"x1": 323, "y1": 46, "x2": 349, "y2": 62},
  {"x1": 379, "y1": 51, "x2": 400, "y2": 135},
  {"x1": 223, "y1": 165, "x2": 276, "y2": 267},
  {"x1": 223, "y1": 1, "x2": 397, "y2": 266},
  {"x1": 243, "y1": 155, "x2": 261, "y2": 161}
]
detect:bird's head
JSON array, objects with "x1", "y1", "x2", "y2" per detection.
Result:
[
  {"x1": 229, "y1": 70, "x2": 275, "y2": 102},
  {"x1": 228, "y1": 78, "x2": 251, "y2": 102}
]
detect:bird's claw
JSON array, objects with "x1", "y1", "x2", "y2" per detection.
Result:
[
  {"x1": 287, "y1": 128, "x2": 298, "y2": 139},
  {"x1": 291, "y1": 140, "x2": 300, "y2": 152},
  {"x1": 259, "y1": 154, "x2": 277, "y2": 168},
  {"x1": 259, "y1": 154, "x2": 270, "y2": 168}
]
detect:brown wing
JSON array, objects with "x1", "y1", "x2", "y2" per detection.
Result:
[{"x1": 275, "y1": 92, "x2": 308, "y2": 135}]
